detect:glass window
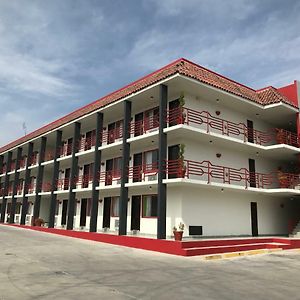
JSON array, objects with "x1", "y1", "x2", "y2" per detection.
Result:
[
  {"x1": 144, "y1": 150, "x2": 158, "y2": 171},
  {"x1": 142, "y1": 195, "x2": 157, "y2": 217},
  {"x1": 111, "y1": 196, "x2": 120, "y2": 217},
  {"x1": 87, "y1": 198, "x2": 92, "y2": 216}
]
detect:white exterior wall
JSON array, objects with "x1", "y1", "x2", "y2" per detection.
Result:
[{"x1": 180, "y1": 187, "x2": 294, "y2": 236}]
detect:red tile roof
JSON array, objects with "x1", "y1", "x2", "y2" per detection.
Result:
[{"x1": 0, "y1": 58, "x2": 297, "y2": 154}]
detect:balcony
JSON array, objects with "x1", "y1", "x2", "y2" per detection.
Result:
[
  {"x1": 44, "y1": 150, "x2": 55, "y2": 162},
  {"x1": 56, "y1": 178, "x2": 70, "y2": 191},
  {"x1": 19, "y1": 156, "x2": 27, "y2": 169},
  {"x1": 128, "y1": 163, "x2": 158, "y2": 183},
  {"x1": 0, "y1": 164, "x2": 7, "y2": 175},
  {"x1": 9, "y1": 160, "x2": 16, "y2": 172},
  {"x1": 129, "y1": 113, "x2": 159, "y2": 138},
  {"x1": 100, "y1": 170, "x2": 121, "y2": 186},
  {"x1": 29, "y1": 152, "x2": 39, "y2": 166},
  {"x1": 59, "y1": 143, "x2": 73, "y2": 157},
  {"x1": 166, "y1": 159, "x2": 300, "y2": 190},
  {"x1": 17, "y1": 183, "x2": 24, "y2": 195},
  {"x1": 78, "y1": 135, "x2": 97, "y2": 152},
  {"x1": 101, "y1": 127, "x2": 123, "y2": 146},
  {"x1": 27, "y1": 182, "x2": 36, "y2": 194},
  {"x1": 167, "y1": 107, "x2": 299, "y2": 148}
]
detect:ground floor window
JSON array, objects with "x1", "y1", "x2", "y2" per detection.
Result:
[
  {"x1": 142, "y1": 195, "x2": 157, "y2": 217},
  {"x1": 16, "y1": 202, "x2": 21, "y2": 214},
  {"x1": 111, "y1": 196, "x2": 120, "y2": 217}
]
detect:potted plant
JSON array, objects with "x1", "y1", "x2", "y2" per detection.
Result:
[
  {"x1": 178, "y1": 144, "x2": 187, "y2": 178},
  {"x1": 173, "y1": 222, "x2": 185, "y2": 241},
  {"x1": 178, "y1": 92, "x2": 186, "y2": 124},
  {"x1": 34, "y1": 218, "x2": 45, "y2": 227}
]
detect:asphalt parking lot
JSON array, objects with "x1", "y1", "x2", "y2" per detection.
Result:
[{"x1": 0, "y1": 225, "x2": 299, "y2": 300}]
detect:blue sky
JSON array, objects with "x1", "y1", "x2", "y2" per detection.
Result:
[{"x1": 0, "y1": 0, "x2": 299, "y2": 146}]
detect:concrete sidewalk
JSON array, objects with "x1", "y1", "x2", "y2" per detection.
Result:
[{"x1": 0, "y1": 224, "x2": 299, "y2": 300}]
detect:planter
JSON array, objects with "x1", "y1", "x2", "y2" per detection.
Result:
[
  {"x1": 173, "y1": 231, "x2": 183, "y2": 241},
  {"x1": 34, "y1": 218, "x2": 45, "y2": 227}
]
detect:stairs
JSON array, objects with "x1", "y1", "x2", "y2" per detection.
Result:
[
  {"x1": 291, "y1": 220, "x2": 300, "y2": 237},
  {"x1": 180, "y1": 238, "x2": 292, "y2": 256}
]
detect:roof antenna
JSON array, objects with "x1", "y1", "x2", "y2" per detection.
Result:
[{"x1": 22, "y1": 122, "x2": 27, "y2": 136}]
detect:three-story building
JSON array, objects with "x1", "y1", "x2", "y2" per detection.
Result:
[{"x1": 1, "y1": 58, "x2": 300, "y2": 239}]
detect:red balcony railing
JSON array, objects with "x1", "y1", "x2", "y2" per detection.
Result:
[
  {"x1": 101, "y1": 128, "x2": 123, "y2": 145},
  {"x1": 59, "y1": 143, "x2": 73, "y2": 157},
  {"x1": 57, "y1": 178, "x2": 70, "y2": 190},
  {"x1": 7, "y1": 185, "x2": 14, "y2": 196},
  {"x1": 30, "y1": 153, "x2": 39, "y2": 166},
  {"x1": 17, "y1": 183, "x2": 24, "y2": 195},
  {"x1": 41, "y1": 182, "x2": 52, "y2": 192},
  {"x1": 78, "y1": 135, "x2": 97, "y2": 152},
  {"x1": 128, "y1": 163, "x2": 158, "y2": 182},
  {"x1": 44, "y1": 150, "x2": 55, "y2": 161},
  {"x1": 1, "y1": 164, "x2": 7, "y2": 174},
  {"x1": 166, "y1": 159, "x2": 300, "y2": 190},
  {"x1": 99, "y1": 170, "x2": 121, "y2": 185},
  {"x1": 75, "y1": 174, "x2": 93, "y2": 188},
  {"x1": 27, "y1": 182, "x2": 36, "y2": 194},
  {"x1": 167, "y1": 107, "x2": 299, "y2": 147},
  {"x1": 129, "y1": 114, "x2": 159, "y2": 137},
  {"x1": 19, "y1": 157, "x2": 27, "y2": 169},
  {"x1": 9, "y1": 160, "x2": 16, "y2": 172}
]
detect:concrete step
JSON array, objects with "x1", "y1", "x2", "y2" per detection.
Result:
[
  {"x1": 181, "y1": 238, "x2": 291, "y2": 249},
  {"x1": 183, "y1": 242, "x2": 289, "y2": 256}
]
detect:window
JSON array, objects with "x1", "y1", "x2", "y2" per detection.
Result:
[
  {"x1": 113, "y1": 157, "x2": 122, "y2": 178},
  {"x1": 87, "y1": 198, "x2": 92, "y2": 216},
  {"x1": 143, "y1": 150, "x2": 158, "y2": 172},
  {"x1": 142, "y1": 195, "x2": 157, "y2": 217},
  {"x1": 144, "y1": 107, "x2": 159, "y2": 131},
  {"x1": 111, "y1": 197, "x2": 120, "y2": 217},
  {"x1": 16, "y1": 202, "x2": 21, "y2": 214}
]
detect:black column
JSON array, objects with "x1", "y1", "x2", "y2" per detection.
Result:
[
  {"x1": 90, "y1": 113, "x2": 103, "y2": 232},
  {"x1": 20, "y1": 143, "x2": 34, "y2": 225},
  {"x1": 119, "y1": 100, "x2": 131, "y2": 235},
  {"x1": 0, "y1": 151, "x2": 12, "y2": 223},
  {"x1": 33, "y1": 137, "x2": 47, "y2": 222},
  {"x1": 67, "y1": 122, "x2": 81, "y2": 230},
  {"x1": 157, "y1": 84, "x2": 168, "y2": 239},
  {"x1": 48, "y1": 130, "x2": 62, "y2": 228},
  {"x1": 0, "y1": 155, "x2": 3, "y2": 174},
  {"x1": 9, "y1": 147, "x2": 22, "y2": 223}
]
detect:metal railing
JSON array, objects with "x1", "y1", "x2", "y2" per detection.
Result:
[
  {"x1": 166, "y1": 159, "x2": 300, "y2": 189},
  {"x1": 167, "y1": 107, "x2": 299, "y2": 147}
]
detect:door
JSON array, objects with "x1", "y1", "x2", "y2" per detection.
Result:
[
  {"x1": 64, "y1": 168, "x2": 70, "y2": 190},
  {"x1": 107, "y1": 123, "x2": 115, "y2": 144},
  {"x1": 251, "y1": 202, "x2": 258, "y2": 236},
  {"x1": 105, "y1": 159, "x2": 113, "y2": 185},
  {"x1": 169, "y1": 99, "x2": 180, "y2": 126},
  {"x1": 83, "y1": 164, "x2": 90, "y2": 188},
  {"x1": 61, "y1": 200, "x2": 68, "y2": 225},
  {"x1": 80, "y1": 198, "x2": 87, "y2": 227},
  {"x1": 168, "y1": 145, "x2": 180, "y2": 178},
  {"x1": 133, "y1": 153, "x2": 143, "y2": 182},
  {"x1": 67, "y1": 138, "x2": 73, "y2": 155},
  {"x1": 85, "y1": 131, "x2": 92, "y2": 150},
  {"x1": 247, "y1": 120, "x2": 254, "y2": 143},
  {"x1": 131, "y1": 196, "x2": 141, "y2": 231},
  {"x1": 248, "y1": 159, "x2": 256, "y2": 188},
  {"x1": 134, "y1": 112, "x2": 143, "y2": 137},
  {"x1": 103, "y1": 197, "x2": 111, "y2": 228}
]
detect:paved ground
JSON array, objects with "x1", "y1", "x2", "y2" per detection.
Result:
[{"x1": 0, "y1": 225, "x2": 300, "y2": 300}]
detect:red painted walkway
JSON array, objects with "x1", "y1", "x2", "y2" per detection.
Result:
[{"x1": 3, "y1": 224, "x2": 300, "y2": 257}]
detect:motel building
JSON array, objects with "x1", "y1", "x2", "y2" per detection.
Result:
[{"x1": 1, "y1": 58, "x2": 300, "y2": 241}]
